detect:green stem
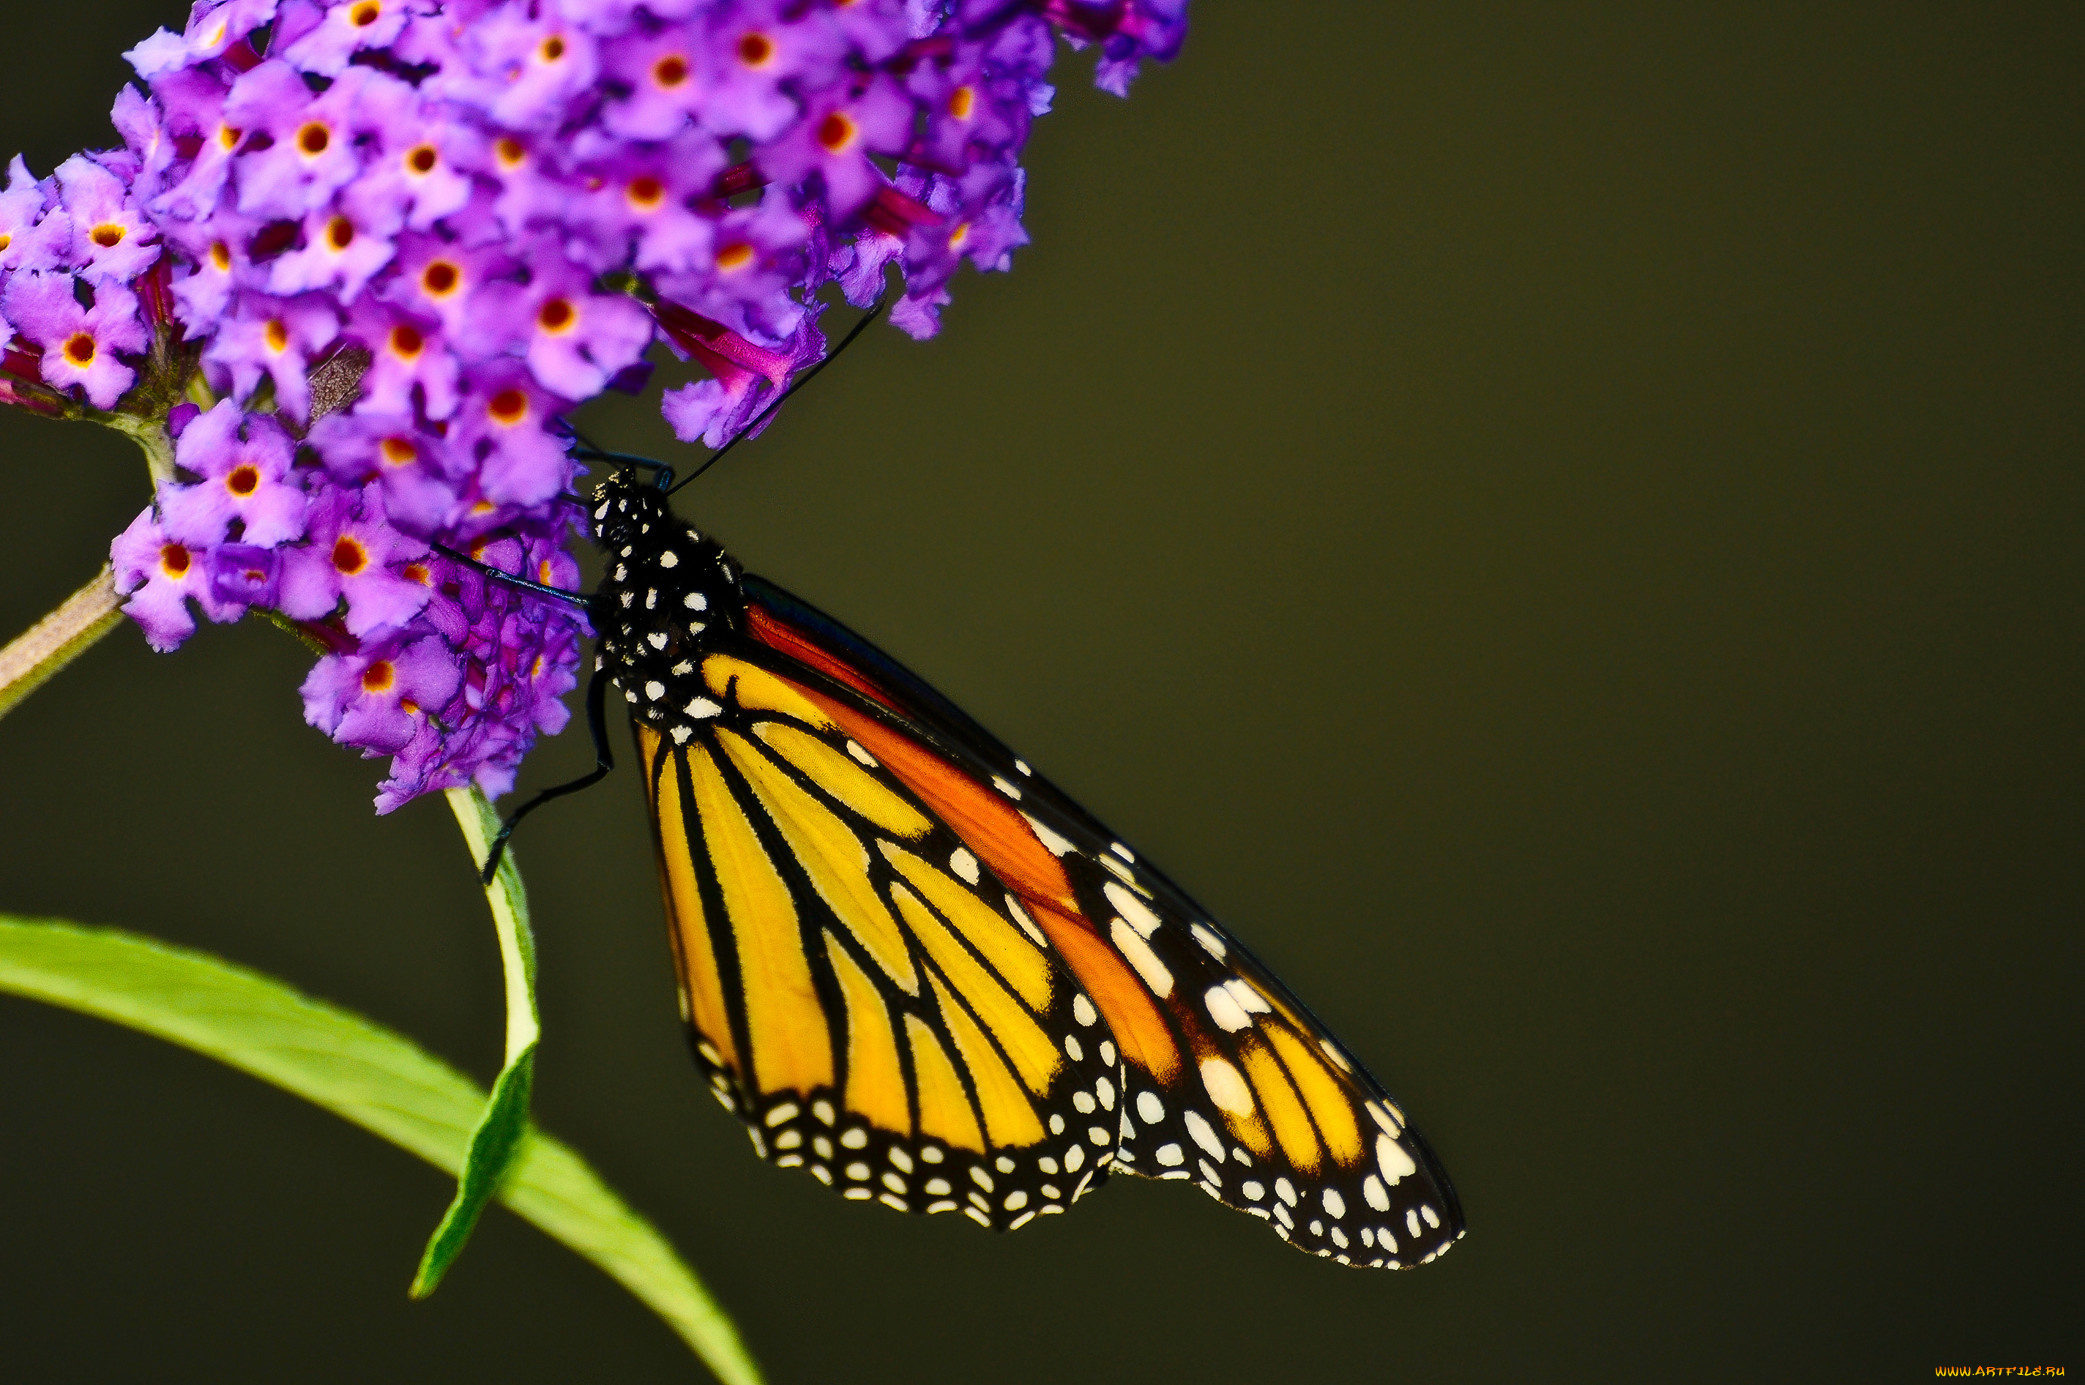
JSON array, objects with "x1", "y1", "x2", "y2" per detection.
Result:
[
  {"x1": 0, "y1": 565, "x2": 123, "y2": 724},
  {"x1": 450, "y1": 786, "x2": 540, "y2": 1063},
  {"x1": 0, "y1": 413, "x2": 181, "y2": 726},
  {"x1": 100, "y1": 412, "x2": 178, "y2": 486},
  {"x1": 410, "y1": 788, "x2": 544, "y2": 1297}
]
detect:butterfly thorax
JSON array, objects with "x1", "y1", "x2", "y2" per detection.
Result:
[{"x1": 590, "y1": 471, "x2": 744, "y2": 740}]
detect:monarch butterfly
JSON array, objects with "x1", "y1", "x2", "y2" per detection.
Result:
[{"x1": 496, "y1": 460, "x2": 1466, "y2": 1270}]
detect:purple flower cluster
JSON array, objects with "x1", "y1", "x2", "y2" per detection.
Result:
[
  {"x1": 0, "y1": 153, "x2": 168, "y2": 414},
  {"x1": 3, "y1": 0, "x2": 1186, "y2": 810}
]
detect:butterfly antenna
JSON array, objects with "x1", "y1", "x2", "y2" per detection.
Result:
[
  {"x1": 667, "y1": 296, "x2": 885, "y2": 496},
  {"x1": 430, "y1": 542, "x2": 592, "y2": 610}
]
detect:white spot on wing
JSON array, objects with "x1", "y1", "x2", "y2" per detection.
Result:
[
  {"x1": 1110, "y1": 917, "x2": 1173, "y2": 997},
  {"x1": 683, "y1": 591, "x2": 706, "y2": 609},
  {"x1": 1224, "y1": 978, "x2": 1271, "y2": 1015},
  {"x1": 1022, "y1": 812, "x2": 1074, "y2": 856},
  {"x1": 657, "y1": 550, "x2": 679, "y2": 568},
  {"x1": 1190, "y1": 923, "x2": 1227, "y2": 959},
  {"x1": 949, "y1": 847, "x2": 980, "y2": 884},
  {"x1": 1098, "y1": 853, "x2": 1140, "y2": 889},
  {"x1": 1105, "y1": 882, "x2": 1161, "y2": 939},
  {"x1": 1183, "y1": 1110, "x2": 1224, "y2": 1161},
  {"x1": 1199, "y1": 1056, "x2": 1254, "y2": 1116},
  {"x1": 1204, "y1": 984, "x2": 1252, "y2": 1033},
  {"x1": 1363, "y1": 1174, "x2": 1390, "y2": 1211},
  {"x1": 1377, "y1": 1133, "x2": 1417, "y2": 1185},
  {"x1": 1071, "y1": 994, "x2": 1097, "y2": 1027},
  {"x1": 1136, "y1": 1090, "x2": 1165, "y2": 1125}
]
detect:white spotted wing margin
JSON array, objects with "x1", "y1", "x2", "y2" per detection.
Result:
[
  {"x1": 729, "y1": 582, "x2": 1466, "y2": 1269},
  {"x1": 633, "y1": 675, "x2": 1126, "y2": 1233},
  {"x1": 1065, "y1": 845, "x2": 1465, "y2": 1269}
]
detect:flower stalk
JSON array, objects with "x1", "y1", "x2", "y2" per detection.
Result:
[
  {"x1": 0, "y1": 564, "x2": 123, "y2": 723},
  {"x1": 411, "y1": 786, "x2": 543, "y2": 1298}
]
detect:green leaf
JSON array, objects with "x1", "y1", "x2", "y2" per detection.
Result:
[
  {"x1": 411, "y1": 1043, "x2": 535, "y2": 1297},
  {"x1": 411, "y1": 787, "x2": 545, "y2": 1297},
  {"x1": 0, "y1": 914, "x2": 762, "y2": 1385}
]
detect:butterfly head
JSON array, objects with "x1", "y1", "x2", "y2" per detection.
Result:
[{"x1": 590, "y1": 469, "x2": 744, "y2": 734}]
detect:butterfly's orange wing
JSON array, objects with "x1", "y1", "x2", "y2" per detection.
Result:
[{"x1": 678, "y1": 578, "x2": 1469, "y2": 1267}]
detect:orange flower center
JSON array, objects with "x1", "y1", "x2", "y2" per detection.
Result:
[
  {"x1": 62, "y1": 332, "x2": 96, "y2": 366},
  {"x1": 298, "y1": 122, "x2": 330, "y2": 156},
  {"x1": 540, "y1": 35, "x2": 566, "y2": 62},
  {"x1": 218, "y1": 124, "x2": 243, "y2": 151},
  {"x1": 264, "y1": 319, "x2": 290, "y2": 352},
  {"x1": 406, "y1": 144, "x2": 438, "y2": 175},
  {"x1": 226, "y1": 464, "x2": 260, "y2": 496},
  {"x1": 488, "y1": 388, "x2": 528, "y2": 425},
  {"x1": 537, "y1": 298, "x2": 575, "y2": 333},
  {"x1": 817, "y1": 111, "x2": 857, "y2": 153},
  {"x1": 626, "y1": 175, "x2": 665, "y2": 209},
  {"x1": 653, "y1": 54, "x2": 690, "y2": 87},
  {"x1": 381, "y1": 436, "x2": 418, "y2": 466},
  {"x1": 715, "y1": 241, "x2": 755, "y2": 272},
  {"x1": 349, "y1": 0, "x2": 381, "y2": 27},
  {"x1": 326, "y1": 216, "x2": 355, "y2": 250},
  {"x1": 388, "y1": 323, "x2": 424, "y2": 359},
  {"x1": 332, "y1": 535, "x2": 369, "y2": 575},
  {"x1": 738, "y1": 31, "x2": 774, "y2": 67},
  {"x1": 421, "y1": 261, "x2": 460, "y2": 297},
  {"x1": 948, "y1": 86, "x2": 976, "y2": 120},
  {"x1": 496, "y1": 137, "x2": 526, "y2": 169},
  {"x1": 210, "y1": 240, "x2": 232, "y2": 271},
  {"x1": 91, "y1": 223, "x2": 127, "y2": 248},
  {"x1": 159, "y1": 543, "x2": 191, "y2": 578},
  {"x1": 360, "y1": 660, "x2": 395, "y2": 694}
]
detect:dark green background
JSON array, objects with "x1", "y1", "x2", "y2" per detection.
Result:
[{"x1": 2, "y1": 4, "x2": 2078, "y2": 1380}]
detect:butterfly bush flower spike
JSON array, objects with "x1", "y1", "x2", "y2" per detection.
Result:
[{"x1": 3, "y1": 0, "x2": 1189, "y2": 810}]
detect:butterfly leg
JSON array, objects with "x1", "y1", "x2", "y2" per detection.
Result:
[{"x1": 479, "y1": 667, "x2": 616, "y2": 883}]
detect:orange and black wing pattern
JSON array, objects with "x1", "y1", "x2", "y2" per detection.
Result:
[
  {"x1": 634, "y1": 649, "x2": 1123, "y2": 1228},
  {"x1": 629, "y1": 575, "x2": 1465, "y2": 1268}
]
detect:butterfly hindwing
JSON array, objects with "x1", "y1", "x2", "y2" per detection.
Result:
[{"x1": 636, "y1": 655, "x2": 1124, "y2": 1229}]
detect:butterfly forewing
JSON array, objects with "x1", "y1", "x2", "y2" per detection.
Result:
[{"x1": 737, "y1": 582, "x2": 1466, "y2": 1267}]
